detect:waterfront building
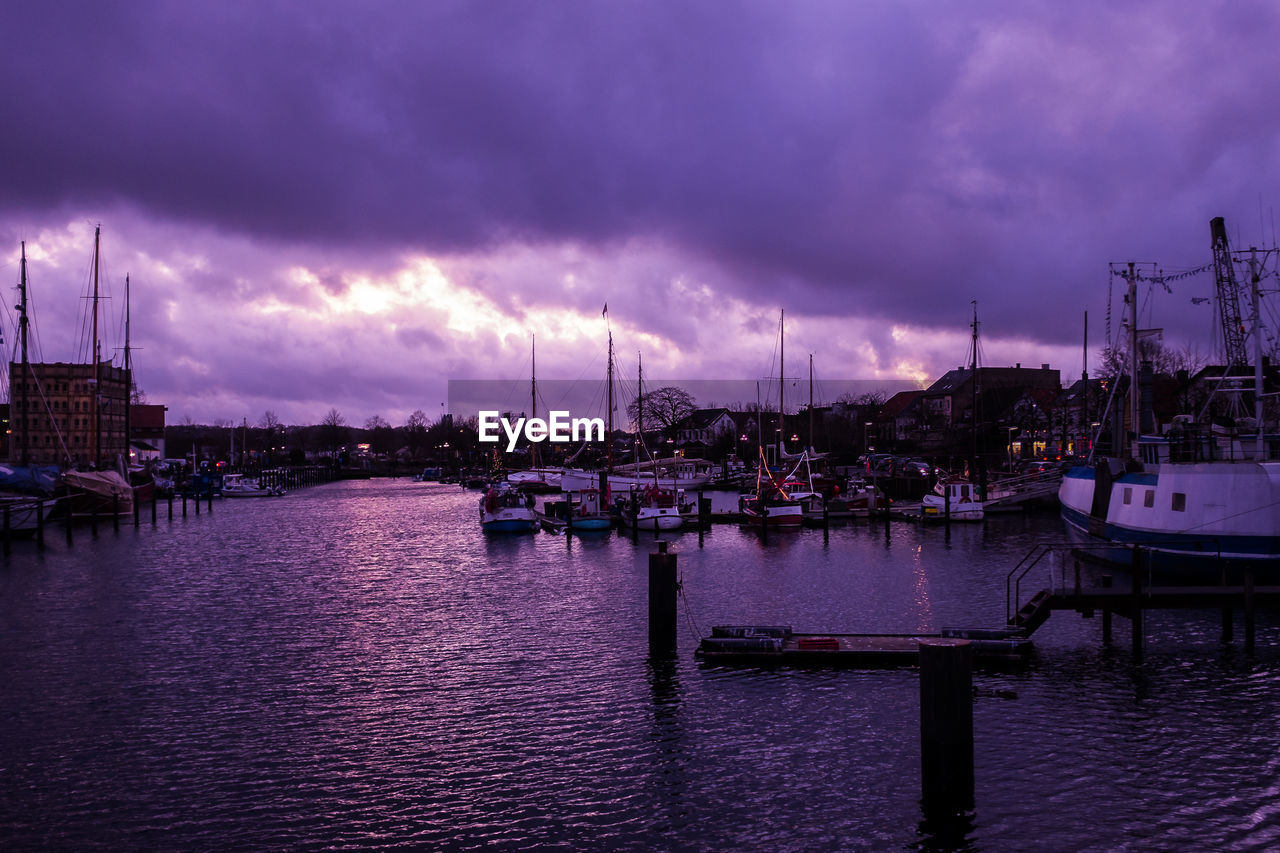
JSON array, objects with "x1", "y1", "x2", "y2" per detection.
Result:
[{"x1": 8, "y1": 361, "x2": 130, "y2": 467}]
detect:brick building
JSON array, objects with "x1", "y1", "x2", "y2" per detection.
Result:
[{"x1": 8, "y1": 361, "x2": 130, "y2": 467}]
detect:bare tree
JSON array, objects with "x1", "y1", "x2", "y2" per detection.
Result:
[
  {"x1": 405, "y1": 409, "x2": 430, "y2": 459},
  {"x1": 260, "y1": 410, "x2": 282, "y2": 430},
  {"x1": 626, "y1": 386, "x2": 697, "y2": 432},
  {"x1": 321, "y1": 408, "x2": 348, "y2": 454}
]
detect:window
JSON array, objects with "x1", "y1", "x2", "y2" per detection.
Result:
[
  {"x1": 1123, "y1": 487, "x2": 1132, "y2": 505},
  {"x1": 1172, "y1": 493, "x2": 1186, "y2": 512},
  {"x1": 1144, "y1": 490, "x2": 1155, "y2": 508}
]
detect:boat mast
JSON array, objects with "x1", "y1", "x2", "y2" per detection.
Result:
[
  {"x1": 530, "y1": 335, "x2": 539, "y2": 468},
  {"x1": 808, "y1": 352, "x2": 814, "y2": 454},
  {"x1": 1081, "y1": 310, "x2": 1088, "y2": 457},
  {"x1": 778, "y1": 309, "x2": 785, "y2": 458},
  {"x1": 1249, "y1": 248, "x2": 1264, "y2": 454},
  {"x1": 970, "y1": 300, "x2": 980, "y2": 473},
  {"x1": 1127, "y1": 263, "x2": 1139, "y2": 461},
  {"x1": 124, "y1": 273, "x2": 131, "y2": 470},
  {"x1": 606, "y1": 330, "x2": 614, "y2": 472},
  {"x1": 17, "y1": 242, "x2": 30, "y2": 465},
  {"x1": 92, "y1": 225, "x2": 101, "y2": 469}
]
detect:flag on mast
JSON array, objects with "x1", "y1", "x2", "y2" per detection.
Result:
[{"x1": 602, "y1": 302, "x2": 608, "y2": 317}]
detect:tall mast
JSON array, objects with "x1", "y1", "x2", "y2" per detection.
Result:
[
  {"x1": 778, "y1": 309, "x2": 785, "y2": 456},
  {"x1": 17, "y1": 242, "x2": 30, "y2": 464},
  {"x1": 530, "y1": 335, "x2": 538, "y2": 468},
  {"x1": 1126, "y1": 263, "x2": 1139, "y2": 461},
  {"x1": 606, "y1": 330, "x2": 614, "y2": 472},
  {"x1": 124, "y1": 273, "x2": 132, "y2": 470},
  {"x1": 970, "y1": 300, "x2": 979, "y2": 470},
  {"x1": 637, "y1": 351, "x2": 643, "y2": 438},
  {"x1": 808, "y1": 353, "x2": 814, "y2": 454},
  {"x1": 92, "y1": 225, "x2": 101, "y2": 468},
  {"x1": 1249, "y1": 248, "x2": 1264, "y2": 454},
  {"x1": 1081, "y1": 310, "x2": 1089, "y2": 457}
]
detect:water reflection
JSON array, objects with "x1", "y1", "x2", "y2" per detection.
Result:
[{"x1": 3, "y1": 481, "x2": 1280, "y2": 850}]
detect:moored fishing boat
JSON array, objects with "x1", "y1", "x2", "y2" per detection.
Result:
[
  {"x1": 617, "y1": 484, "x2": 689, "y2": 530},
  {"x1": 1061, "y1": 221, "x2": 1280, "y2": 576},
  {"x1": 479, "y1": 483, "x2": 538, "y2": 533},
  {"x1": 921, "y1": 479, "x2": 984, "y2": 522},
  {"x1": 222, "y1": 473, "x2": 284, "y2": 497}
]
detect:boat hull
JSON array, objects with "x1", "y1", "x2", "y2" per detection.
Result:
[
  {"x1": 1059, "y1": 462, "x2": 1280, "y2": 577},
  {"x1": 480, "y1": 511, "x2": 539, "y2": 533}
]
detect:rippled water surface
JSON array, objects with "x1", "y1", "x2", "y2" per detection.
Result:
[{"x1": 3, "y1": 479, "x2": 1280, "y2": 851}]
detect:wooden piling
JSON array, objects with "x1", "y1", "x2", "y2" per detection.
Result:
[
  {"x1": 35, "y1": 503, "x2": 44, "y2": 550},
  {"x1": 3, "y1": 506, "x2": 10, "y2": 557},
  {"x1": 65, "y1": 503, "x2": 72, "y2": 544},
  {"x1": 919, "y1": 638, "x2": 974, "y2": 814},
  {"x1": 648, "y1": 541, "x2": 678, "y2": 655},
  {"x1": 151, "y1": 495, "x2": 157, "y2": 525},
  {"x1": 113, "y1": 494, "x2": 120, "y2": 533},
  {"x1": 182, "y1": 494, "x2": 188, "y2": 517},
  {"x1": 133, "y1": 492, "x2": 140, "y2": 527}
]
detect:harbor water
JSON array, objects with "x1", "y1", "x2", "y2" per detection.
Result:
[{"x1": 2, "y1": 479, "x2": 1280, "y2": 851}]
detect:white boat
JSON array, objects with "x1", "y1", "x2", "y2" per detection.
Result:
[
  {"x1": 617, "y1": 485, "x2": 690, "y2": 530},
  {"x1": 506, "y1": 468, "x2": 562, "y2": 490},
  {"x1": 0, "y1": 496, "x2": 59, "y2": 533},
  {"x1": 479, "y1": 484, "x2": 538, "y2": 533},
  {"x1": 61, "y1": 470, "x2": 134, "y2": 518},
  {"x1": 560, "y1": 457, "x2": 715, "y2": 493},
  {"x1": 921, "y1": 480, "x2": 984, "y2": 522},
  {"x1": 222, "y1": 473, "x2": 284, "y2": 497},
  {"x1": 1061, "y1": 222, "x2": 1280, "y2": 574},
  {"x1": 1060, "y1": 433, "x2": 1280, "y2": 568}
]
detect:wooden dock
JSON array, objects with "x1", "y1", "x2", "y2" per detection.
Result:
[{"x1": 695, "y1": 625, "x2": 1031, "y2": 667}]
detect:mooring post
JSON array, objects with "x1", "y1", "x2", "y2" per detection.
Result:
[
  {"x1": 133, "y1": 493, "x2": 140, "y2": 527},
  {"x1": 90, "y1": 505, "x2": 98, "y2": 537},
  {"x1": 3, "y1": 506, "x2": 11, "y2": 557},
  {"x1": 113, "y1": 494, "x2": 120, "y2": 533},
  {"x1": 151, "y1": 496, "x2": 157, "y2": 525},
  {"x1": 182, "y1": 494, "x2": 188, "y2": 517},
  {"x1": 1244, "y1": 567, "x2": 1256, "y2": 655},
  {"x1": 1130, "y1": 547, "x2": 1143, "y2": 657},
  {"x1": 944, "y1": 484, "x2": 951, "y2": 524},
  {"x1": 1101, "y1": 574, "x2": 1113, "y2": 645},
  {"x1": 648, "y1": 541, "x2": 678, "y2": 655},
  {"x1": 919, "y1": 638, "x2": 974, "y2": 815},
  {"x1": 64, "y1": 503, "x2": 72, "y2": 545},
  {"x1": 207, "y1": 491, "x2": 213, "y2": 513},
  {"x1": 194, "y1": 491, "x2": 200, "y2": 515},
  {"x1": 35, "y1": 503, "x2": 44, "y2": 550},
  {"x1": 762, "y1": 507, "x2": 769, "y2": 543}
]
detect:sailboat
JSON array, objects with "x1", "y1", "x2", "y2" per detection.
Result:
[
  {"x1": 1, "y1": 242, "x2": 61, "y2": 529},
  {"x1": 558, "y1": 328, "x2": 714, "y2": 494},
  {"x1": 1059, "y1": 222, "x2": 1280, "y2": 575}
]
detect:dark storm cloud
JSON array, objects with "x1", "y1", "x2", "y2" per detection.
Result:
[{"x1": 3, "y1": 0, "x2": 1280, "y2": 418}]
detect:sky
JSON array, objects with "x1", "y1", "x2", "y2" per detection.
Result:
[{"x1": 2, "y1": 1, "x2": 1280, "y2": 428}]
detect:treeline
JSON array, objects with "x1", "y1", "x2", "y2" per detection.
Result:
[{"x1": 165, "y1": 408, "x2": 472, "y2": 465}]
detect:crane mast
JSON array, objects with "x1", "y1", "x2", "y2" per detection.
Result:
[{"x1": 1211, "y1": 216, "x2": 1248, "y2": 368}]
